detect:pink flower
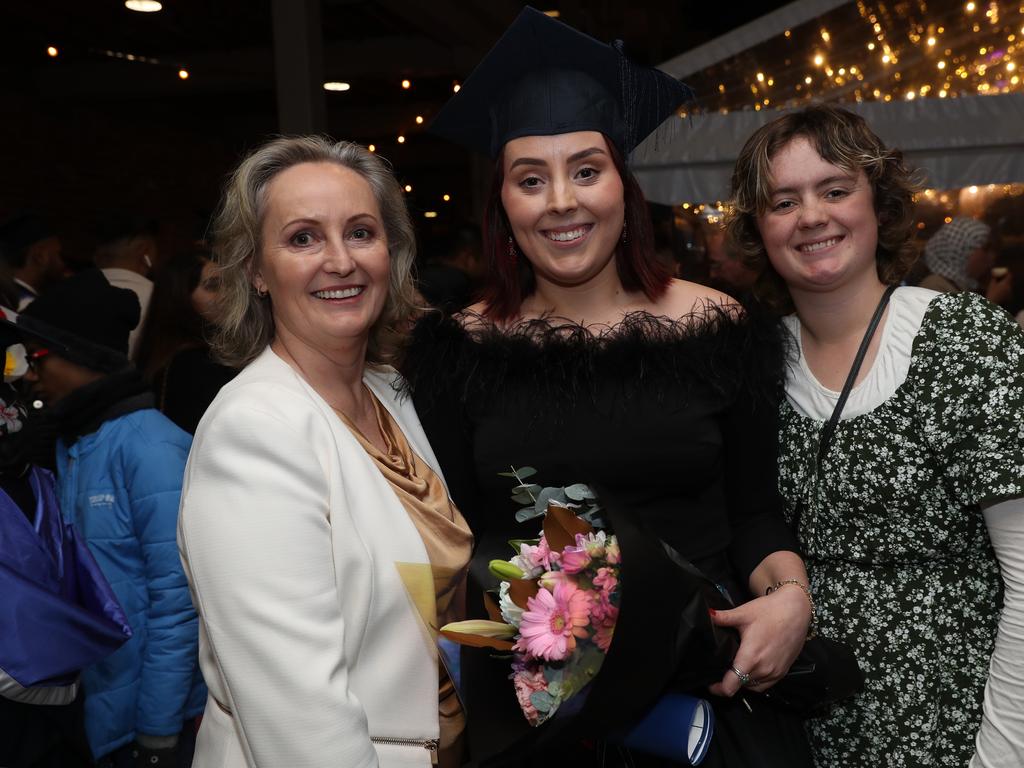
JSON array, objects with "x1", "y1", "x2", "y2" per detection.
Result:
[
  {"x1": 560, "y1": 544, "x2": 591, "y2": 574},
  {"x1": 521, "y1": 536, "x2": 560, "y2": 571},
  {"x1": 594, "y1": 620, "x2": 616, "y2": 652},
  {"x1": 511, "y1": 666, "x2": 548, "y2": 725},
  {"x1": 593, "y1": 567, "x2": 618, "y2": 594},
  {"x1": 515, "y1": 581, "x2": 591, "y2": 661}
]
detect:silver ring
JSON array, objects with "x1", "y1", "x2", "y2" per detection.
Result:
[{"x1": 730, "y1": 665, "x2": 758, "y2": 687}]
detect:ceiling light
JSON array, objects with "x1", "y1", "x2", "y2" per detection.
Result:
[
  {"x1": 397, "y1": 135, "x2": 406, "y2": 144},
  {"x1": 424, "y1": 211, "x2": 438, "y2": 218},
  {"x1": 442, "y1": 194, "x2": 451, "y2": 202},
  {"x1": 178, "y1": 69, "x2": 189, "y2": 80},
  {"x1": 415, "y1": 115, "x2": 424, "y2": 124},
  {"x1": 543, "y1": 10, "x2": 560, "y2": 17},
  {"x1": 401, "y1": 79, "x2": 411, "y2": 89},
  {"x1": 404, "y1": 184, "x2": 413, "y2": 192},
  {"x1": 368, "y1": 144, "x2": 376, "y2": 153},
  {"x1": 125, "y1": 0, "x2": 163, "y2": 11},
  {"x1": 453, "y1": 82, "x2": 461, "y2": 93},
  {"x1": 323, "y1": 81, "x2": 350, "y2": 91},
  {"x1": 46, "y1": 46, "x2": 58, "y2": 57}
]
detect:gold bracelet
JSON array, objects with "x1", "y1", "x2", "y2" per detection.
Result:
[{"x1": 765, "y1": 579, "x2": 817, "y2": 639}]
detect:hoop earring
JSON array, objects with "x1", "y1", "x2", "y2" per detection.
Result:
[{"x1": 507, "y1": 236, "x2": 518, "y2": 267}]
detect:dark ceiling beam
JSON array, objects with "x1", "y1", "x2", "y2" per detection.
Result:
[{"x1": 271, "y1": 0, "x2": 327, "y2": 133}]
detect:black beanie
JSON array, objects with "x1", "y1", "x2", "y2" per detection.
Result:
[{"x1": 20, "y1": 269, "x2": 140, "y2": 370}]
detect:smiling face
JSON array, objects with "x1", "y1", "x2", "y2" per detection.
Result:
[
  {"x1": 254, "y1": 161, "x2": 390, "y2": 357},
  {"x1": 756, "y1": 136, "x2": 880, "y2": 296},
  {"x1": 501, "y1": 131, "x2": 625, "y2": 290}
]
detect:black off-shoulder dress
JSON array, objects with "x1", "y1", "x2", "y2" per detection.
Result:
[{"x1": 404, "y1": 309, "x2": 813, "y2": 768}]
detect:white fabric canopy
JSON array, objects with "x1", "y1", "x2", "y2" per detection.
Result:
[
  {"x1": 632, "y1": 0, "x2": 1024, "y2": 204},
  {"x1": 632, "y1": 92, "x2": 1024, "y2": 205}
]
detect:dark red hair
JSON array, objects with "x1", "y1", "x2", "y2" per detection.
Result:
[{"x1": 479, "y1": 134, "x2": 670, "y2": 321}]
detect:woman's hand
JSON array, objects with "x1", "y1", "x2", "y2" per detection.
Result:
[{"x1": 707, "y1": 584, "x2": 811, "y2": 697}]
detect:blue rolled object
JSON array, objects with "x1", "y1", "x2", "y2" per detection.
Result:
[
  {"x1": 618, "y1": 693, "x2": 714, "y2": 765},
  {"x1": 0, "y1": 466, "x2": 132, "y2": 688}
]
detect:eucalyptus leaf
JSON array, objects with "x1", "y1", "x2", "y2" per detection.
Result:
[
  {"x1": 564, "y1": 483, "x2": 594, "y2": 501},
  {"x1": 530, "y1": 690, "x2": 556, "y2": 711},
  {"x1": 535, "y1": 486, "x2": 566, "y2": 513},
  {"x1": 511, "y1": 491, "x2": 535, "y2": 505},
  {"x1": 498, "y1": 466, "x2": 537, "y2": 480},
  {"x1": 515, "y1": 506, "x2": 545, "y2": 523}
]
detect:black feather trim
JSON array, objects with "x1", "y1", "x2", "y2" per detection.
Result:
[{"x1": 402, "y1": 302, "x2": 792, "y2": 420}]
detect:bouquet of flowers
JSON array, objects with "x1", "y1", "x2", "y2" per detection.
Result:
[{"x1": 441, "y1": 467, "x2": 621, "y2": 726}]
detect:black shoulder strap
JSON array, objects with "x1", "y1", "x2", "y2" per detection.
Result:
[{"x1": 816, "y1": 284, "x2": 897, "y2": 467}]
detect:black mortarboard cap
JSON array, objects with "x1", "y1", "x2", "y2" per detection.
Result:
[{"x1": 429, "y1": 6, "x2": 692, "y2": 158}]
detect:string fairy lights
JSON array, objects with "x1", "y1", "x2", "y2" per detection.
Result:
[{"x1": 685, "y1": 0, "x2": 1024, "y2": 115}]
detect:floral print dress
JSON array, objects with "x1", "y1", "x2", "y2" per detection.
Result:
[{"x1": 777, "y1": 291, "x2": 1024, "y2": 767}]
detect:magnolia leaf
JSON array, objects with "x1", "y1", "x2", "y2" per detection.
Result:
[
  {"x1": 543, "y1": 502, "x2": 593, "y2": 552},
  {"x1": 564, "y1": 483, "x2": 595, "y2": 502},
  {"x1": 508, "y1": 577, "x2": 540, "y2": 609},
  {"x1": 483, "y1": 591, "x2": 504, "y2": 623}
]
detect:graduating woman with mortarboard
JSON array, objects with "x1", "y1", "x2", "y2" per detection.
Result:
[{"x1": 404, "y1": 8, "x2": 820, "y2": 767}]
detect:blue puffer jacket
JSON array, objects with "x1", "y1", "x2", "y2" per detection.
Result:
[{"x1": 56, "y1": 407, "x2": 206, "y2": 758}]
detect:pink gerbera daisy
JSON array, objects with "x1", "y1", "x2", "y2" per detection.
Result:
[{"x1": 515, "y1": 581, "x2": 591, "y2": 661}]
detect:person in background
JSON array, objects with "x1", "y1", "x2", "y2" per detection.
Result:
[
  {"x1": 727, "y1": 103, "x2": 1024, "y2": 767},
  {"x1": 416, "y1": 227, "x2": 483, "y2": 313},
  {"x1": 704, "y1": 219, "x2": 758, "y2": 296},
  {"x1": 136, "y1": 249, "x2": 236, "y2": 434},
  {"x1": 0, "y1": 212, "x2": 67, "y2": 309},
  {"x1": 917, "y1": 216, "x2": 993, "y2": 293},
  {"x1": 178, "y1": 136, "x2": 471, "y2": 767},
  {"x1": 18, "y1": 269, "x2": 204, "y2": 768},
  {"x1": 93, "y1": 215, "x2": 159, "y2": 360}
]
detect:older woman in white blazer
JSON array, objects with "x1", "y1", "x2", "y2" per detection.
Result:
[{"x1": 178, "y1": 137, "x2": 472, "y2": 768}]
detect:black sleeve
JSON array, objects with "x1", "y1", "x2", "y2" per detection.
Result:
[
  {"x1": 402, "y1": 315, "x2": 485, "y2": 533},
  {"x1": 721, "y1": 314, "x2": 800, "y2": 582}
]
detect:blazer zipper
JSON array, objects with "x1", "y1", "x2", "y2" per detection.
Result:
[{"x1": 370, "y1": 736, "x2": 439, "y2": 762}]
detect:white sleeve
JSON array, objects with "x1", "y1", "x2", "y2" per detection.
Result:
[
  {"x1": 971, "y1": 497, "x2": 1024, "y2": 767},
  {"x1": 179, "y1": 396, "x2": 377, "y2": 768},
  {"x1": 0, "y1": 669, "x2": 77, "y2": 706}
]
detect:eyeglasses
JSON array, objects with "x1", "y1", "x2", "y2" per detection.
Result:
[{"x1": 26, "y1": 347, "x2": 51, "y2": 370}]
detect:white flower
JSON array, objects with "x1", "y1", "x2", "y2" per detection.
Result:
[{"x1": 498, "y1": 581, "x2": 524, "y2": 627}]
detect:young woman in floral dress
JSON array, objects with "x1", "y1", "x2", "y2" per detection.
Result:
[{"x1": 727, "y1": 104, "x2": 1024, "y2": 767}]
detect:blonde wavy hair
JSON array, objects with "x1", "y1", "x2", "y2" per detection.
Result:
[
  {"x1": 209, "y1": 136, "x2": 417, "y2": 367},
  {"x1": 726, "y1": 104, "x2": 920, "y2": 313}
]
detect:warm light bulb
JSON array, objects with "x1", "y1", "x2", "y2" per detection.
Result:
[
  {"x1": 1008, "y1": 61, "x2": 1017, "y2": 71},
  {"x1": 969, "y1": 185, "x2": 979, "y2": 193},
  {"x1": 453, "y1": 82, "x2": 460, "y2": 93},
  {"x1": 323, "y1": 81, "x2": 350, "y2": 91},
  {"x1": 813, "y1": 54, "x2": 824, "y2": 66},
  {"x1": 938, "y1": 60, "x2": 947, "y2": 69},
  {"x1": 125, "y1": 0, "x2": 162, "y2": 10},
  {"x1": 178, "y1": 69, "x2": 189, "y2": 80},
  {"x1": 401, "y1": 79, "x2": 411, "y2": 89},
  {"x1": 966, "y1": 1, "x2": 976, "y2": 11},
  {"x1": 368, "y1": 144, "x2": 376, "y2": 153},
  {"x1": 756, "y1": 72, "x2": 765, "y2": 82},
  {"x1": 424, "y1": 211, "x2": 438, "y2": 218},
  {"x1": 397, "y1": 135, "x2": 405, "y2": 144},
  {"x1": 927, "y1": 37, "x2": 937, "y2": 46},
  {"x1": 404, "y1": 185, "x2": 412, "y2": 192},
  {"x1": 415, "y1": 115, "x2": 424, "y2": 124},
  {"x1": 442, "y1": 194, "x2": 451, "y2": 202},
  {"x1": 868, "y1": 42, "x2": 876, "y2": 50},
  {"x1": 805, "y1": 75, "x2": 813, "y2": 84},
  {"x1": 46, "y1": 45, "x2": 58, "y2": 57},
  {"x1": 882, "y1": 54, "x2": 891, "y2": 63}
]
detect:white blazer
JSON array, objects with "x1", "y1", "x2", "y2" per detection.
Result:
[{"x1": 178, "y1": 347, "x2": 445, "y2": 768}]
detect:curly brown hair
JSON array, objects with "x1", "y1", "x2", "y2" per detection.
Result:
[{"x1": 725, "y1": 104, "x2": 921, "y2": 313}]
